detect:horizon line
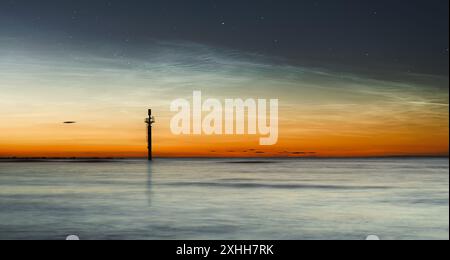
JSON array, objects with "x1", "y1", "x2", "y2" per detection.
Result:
[{"x1": 0, "y1": 155, "x2": 448, "y2": 160}]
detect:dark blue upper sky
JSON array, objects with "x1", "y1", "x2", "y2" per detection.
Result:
[{"x1": 1, "y1": 0, "x2": 448, "y2": 75}]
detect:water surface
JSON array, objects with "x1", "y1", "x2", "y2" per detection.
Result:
[{"x1": 0, "y1": 158, "x2": 448, "y2": 240}]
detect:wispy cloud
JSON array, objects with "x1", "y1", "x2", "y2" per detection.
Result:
[{"x1": 0, "y1": 38, "x2": 448, "y2": 157}]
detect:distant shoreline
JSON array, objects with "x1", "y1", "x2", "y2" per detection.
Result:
[{"x1": 0, "y1": 155, "x2": 448, "y2": 162}]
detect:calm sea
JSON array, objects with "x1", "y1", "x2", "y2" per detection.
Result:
[{"x1": 0, "y1": 158, "x2": 448, "y2": 240}]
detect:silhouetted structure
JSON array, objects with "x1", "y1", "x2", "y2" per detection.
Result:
[{"x1": 145, "y1": 109, "x2": 155, "y2": 160}]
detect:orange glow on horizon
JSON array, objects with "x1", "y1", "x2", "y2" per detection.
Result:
[{"x1": 1, "y1": 115, "x2": 448, "y2": 158}]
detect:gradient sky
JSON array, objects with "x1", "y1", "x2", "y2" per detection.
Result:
[{"x1": 0, "y1": 0, "x2": 448, "y2": 157}]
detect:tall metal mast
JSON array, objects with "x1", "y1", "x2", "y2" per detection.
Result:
[{"x1": 145, "y1": 109, "x2": 155, "y2": 160}]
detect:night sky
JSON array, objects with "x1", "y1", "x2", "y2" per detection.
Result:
[
  {"x1": 1, "y1": 0, "x2": 448, "y2": 75},
  {"x1": 0, "y1": 0, "x2": 448, "y2": 157}
]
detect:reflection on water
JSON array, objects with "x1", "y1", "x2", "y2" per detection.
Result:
[
  {"x1": 0, "y1": 158, "x2": 448, "y2": 240},
  {"x1": 146, "y1": 162, "x2": 153, "y2": 207}
]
